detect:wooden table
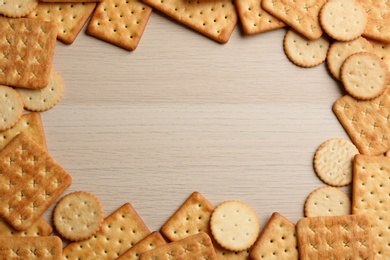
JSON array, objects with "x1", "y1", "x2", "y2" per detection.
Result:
[{"x1": 42, "y1": 11, "x2": 350, "y2": 234}]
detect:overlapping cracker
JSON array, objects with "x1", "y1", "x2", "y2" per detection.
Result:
[
  {"x1": 41, "y1": 0, "x2": 101, "y2": 2},
  {"x1": 0, "y1": 217, "x2": 52, "y2": 237},
  {"x1": 27, "y1": 2, "x2": 97, "y2": 44},
  {"x1": 368, "y1": 39, "x2": 390, "y2": 71},
  {"x1": 213, "y1": 243, "x2": 251, "y2": 259},
  {"x1": 353, "y1": 154, "x2": 390, "y2": 259},
  {"x1": 63, "y1": 203, "x2": 150, "y2": 259},
  {"x1": 296, "y1": 214, "x2": 374, "y2": 259},
  {"x1": 262, "y1": 0, "x2": 327, "y2": 40},
  {"x1": 250, "y1": 212, "x2": 298, "y2": 260},
  {"x1": 333, "y1": 87, "x2": 390, "y2": 155},
  {"x1": 142, "y1": 0, "x2": 237, "y2": 43},
  {"x1": 0, "y1": 85, "x2": 24, "y2": 132},
  {"x1": 0, "y1": 0, "x2": 38, "y2": 18},
  {"x1": 0, "y1": 133, "x2": 72, "y2": 231}
]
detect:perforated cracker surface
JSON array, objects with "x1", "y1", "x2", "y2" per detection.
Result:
[
  {"x1": 369, "y1": 39, "x2": 390, "y2": 71},
  {"x1": 0, "y1": 0, "x2": 38, "y2": 18},
  {"x1": 0, "y1": 216, "x2": 52, "y2": 237},
  {"x1": 0, "y1": 85, "x2": 23, "y2": 132}
]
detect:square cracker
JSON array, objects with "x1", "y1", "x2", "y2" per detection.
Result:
[
  {"x1": 333, "y1": 87, "x2": 390, "y2": 156},
  {"x1": 0, "y1": 17, "x2": 57, "y2": 89},
  {"x1": 27, "y1": 2, "x2": 97, "y2": 45},
  {"x1": 353, "y1": 154, "x2": 390, "y2": 259},
  {"x1": 296, "y1": 214, "x2": 374, "y2": 260},
  {"x1": 87, "y1": 0, "x2": 152, "y2": 51},
  {"x1": 0, "y1": 216, "x2": 52, "y2": 237},
  {"x1": 142, "y1": 0, "x2": 237, "y2": 44},
  {"x1": 262, "y1": 0, "x2": 326, "y2": 40},
  {"x1": 63, "y1": 203, "x2": 150, "y2": 260}
]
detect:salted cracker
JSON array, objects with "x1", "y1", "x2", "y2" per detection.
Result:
[
  {"x1": 41, "y1": 0, "x2": 101, "y2": 2},
  {"x1": 0, "y1": 133, "x2": 72, "y2": 231},
  {"x1": 327, "y1": 37, "x2": 373, "y2": 80},
  {"x1": 0, "y1": 0, "x2": 38, "y2": 18},
  {"x1": 235, "y1": 0, "x2": 285, "y2": 35},
  {"x1": 140, "y1": 232, "x2": 217, "y2": 260},
  {"x1": 87, "y1": 0, "x2": 152, "y2": 51},
  {"x1": 160, "y1": 191, "x2": 214, "y2": 242},
  {"x1": 0, "y1": 85, "x2": 23, "y2": 132},
  {"x1": 314, "y1": 138, "x2": 359, "y2": 186},
  {"x1": 142, "y1": 0, "x2": 237, "y2": 44},
  {"x1": 262, "y1": 0, "x2": 327, "y2": 40},
  {"x1": 213, "y1": 243, "x2": 251, "y2": 259},
  {"x1": 210, "y1": 200, "x2": 260, "y2": 252},
  {"x1": 63, "y1": 203, "x2": 150, "y2": 259},
  {"x1": 368, "y1": 39, "x2": 390, "y2": 71},
  {"x1": 353, "y1": 154, "x2": 390, "y2": 259},
  {"x1": 28, "y1": 2, "x2": 97, "y2": 44},
  {"x1": 249, "y1": 212, "x2": 298, "y2": 260},
  {"x1": 0, "y1": 236, "x2": 62, "y2": 259},
  {"x1": 333, "y1": 87, "x2": 390, "y2": 155},
  {"x1": 16, "y1": 68, "x2": 64, "y2": 112},
  {"x1": 0, "y1": 217, "x2": 52, "y2": 236}
]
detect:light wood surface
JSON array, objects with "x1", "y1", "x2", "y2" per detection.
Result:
[{"x1": 41, "y1": 11, "x2": 350, "y2": 235}]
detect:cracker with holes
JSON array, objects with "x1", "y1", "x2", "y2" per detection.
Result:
[
  {"x1": 210, "y1": 200, "x2": 260, "y2": 252},
  {"x1": 63, "y1": 203, "x2": 150, "y2": 259},
  {"x1": 369, "y1": 39, "x2": 390, "y2": 71},
  {"x1": 0, "y1": 17, "x2": 57, "y2": 89},
  {"x1": 140, "y1": 232, "x2": 217, "y2": 260},
  {"x1": 161, "y1": 191, "x2": 215, "y2": 242},
  {"x1": 296, "y1": 214, "x2": 374, "y2": 259},
  {"x1": 0, "y1": 85, "x2": 23, "y2": 132},
  {"x1": 213, "y1": 242, "x2": 251, "y2": 259},
  {"x1": 142, "y1": 0, "x2": 237, "y2": 44},
  {"x1": 87, "y1": 0, "x2": 152, "y2": 51},
  {"x1": 53, "y1": 191, "x2": 104, "y2": 241},
  {"x1": 262, "y1": 0, "x2": 327, "y2": 40},
  {"x1": 333, "y1": 87, "x2": 390, "y2": 155},
  {"x1": 283, "y1": 29, "x2": 329, "y2": 68},
  {"x1": 27, "y1": 2, "x2": 97, "y2": 44},
  {"x1": 314, "y1": 138, "x2": 359, "y2": 187},
  {"x1": 0, "y1": 217, "x2": 52, "y2": 237},
  {"x1": 304, "y1": 186, "x2": 351, "y2": 217},
  {"x1": 0, "y1": 0, "x2": 38, "y2": 18},
  {"x1": 0, "y1": 133, "x2": 72, "y2": 231},
  {"x1": 16, "y1": 68, "x2": 64, "y2": 112},
  {"x1": 327, "y1": 37, "x2": 373, "y2": 80},
  {"x1": 41, "y1": 0, "x2": 101, "y2": 2},
  {"x1": 117, "y1": 231, "x2": 166, "y2": 260},
  {"x1": 0, "y1": 236, "x2": 62, "y2": 259},
  {"x1": 353, "y1": 154, "x2": 390, "y2": 259},
  {"x1": 249, "y1": 212, "x2": 298, "y2": 260},
  {"x1": 235, "y1": 0, "x2": 285, "y2": 35}
]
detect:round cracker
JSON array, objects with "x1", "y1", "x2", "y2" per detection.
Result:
[
  {"x1": 16, "y1": 69, "x2": 64, "y2": 112},
  {"x1": 314, "y1": 138, "x2": 359, "y2": 187},
  {"x1": 53, "y1": 191, "x2": 104, "y2": 241},
  {"x1": 0, "y1": 85, "x2": 24, "y2": 131},
  {"x1": 283, "y1": 29, "x2": 330, "y2": 68},
  {"x1": 341, "y1": 52, "x2": 389, "y2": 100},
  {"x1": 0, "y1": 0, "x2": 39, "y2": 18},
  {"x1": 210, "y1": 200, "x2": 260, "y2": 252},
  {"x1": 320, "y1": 0, "x2": 367, "y2": 42},
  {"x1": 304, "y1": 186, "x2": 351, "y2": 217}
]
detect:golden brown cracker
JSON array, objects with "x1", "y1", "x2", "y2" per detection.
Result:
[
  {"x1": 0, "y1": 0, "x2": 38, "y2": 18},
  {"x1": 0, "y1": 216, "x2": 52, "y2": 236},
  {"x1": 368, "y1": 38, "x2": 390, "y2": 71},
  {"x1": 0, "y1": 85, "x2": 23, "y2": 132}
]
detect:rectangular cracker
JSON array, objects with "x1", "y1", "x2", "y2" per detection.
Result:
[
  {"x1": 63, "y1": 203, "x2": 150, "y2": 259},
  {"x1": 296, "y1": 214, "x2": 374, "y2": 260},
  {"x1": 0, "y1": 133, "x2": 72, "y2": 231},
  {"x1": 353, "y1": 154, "x2": 390, "y2": 259},
  {"x1": 261, "y1": 0, "x2": 326, "y2": 40},
  {"x1": 0, "y1": 236, "x2": 62, "y2": 259},
  {"x1": 27, "y1": 2, "x2": 97, "y2": 45},
  {"x1": 0, "y1": 216, "x2": 52, "y2": 237},
  {"x1": 141, "y1": 0, "x2": 237, "y2": 43},
  {"x1": 0, "y1": 112, "x2": 47, "y2": 151},
  {"x1": 41, "y1": 0, "x2": 101, "y2": 2},
  {"x1": 333, "y1": 87, "x2": 390, "y2": 156},
  {"x1": 87, "y1": 0, "x2": 152, "y2": 51},
  {"x1": 0, "y1": 17, "x2": 57, "y2": 89},
  {"x1": 140, "y1": 232, "x2": 217, "y2": 260}
]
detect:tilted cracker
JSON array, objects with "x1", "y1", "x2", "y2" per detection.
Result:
[
  {"x1": 0, "y1": 236, "x2": 62, "y2": 259},
  {"x1": 160, "y1": 191, "x2": 215, "y2": 242},
  {"x1": 0, "y1": 133, "x2": 72, "y2": 231},
  {"x1": 0, "y1": 85, "x2": 23, "y2": 132},
  {"x1": 353, "y1": 154, "x2": 390, "y2": 259},
  {"x1": 213, "y1": 243, "x2": 251, "y2": 259},
  {"x1": 250, "y1": 212, "x2": 298, "y2": 260},
  {"x1": 0, "y1": 0, "x2": 38, "y2": 18},
  {"x1": 140, "y1": 232, "x2": 217, "y2": 260},
  {"x1": 296, "y1": 214, "x2": 374, "y2": 260},
  {"x1": 0, "y1": 216, "x2": 52, "y2": 236},
  {"x1": 333, "y1": 87, "x2": 390, "y2": 155},
  {"x1": 235, "y1": 0, "x2": 285, "y2": 35},
  {"x1": 304, "y1": 186, "x2": 351, "y2": 217},
  {"x1": 142, "y1": 0, "x2": 237, "y2": 44},
  {"x1": 63, "y1": 203, "x2": 150, "y2": 260},
  {"x1": 262, "y1": 0, "x2": 327, "y2": 40},
  {"x1": 368, "y1": 38, "x2": 390, "y2": 71},
  {"x1": 27, "y1": 2, "x2": 97, "y2": 44},
  {"x1": 117, "y1": 231, "x2": 167, "y2": 260},
  {"x1": 87, "y1": 0, "x2": 152, "y2": 51}
]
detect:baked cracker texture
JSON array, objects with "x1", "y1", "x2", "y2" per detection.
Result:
[
  {"x1": 0, "y1": 216, "x2": 52, "y2": 237},
  {"x1": 0, "y1": 85, "x2": 24, "y2": 132},
  {"x1": 0, "y1": 0, "x2": 38, "y2": 18}
]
